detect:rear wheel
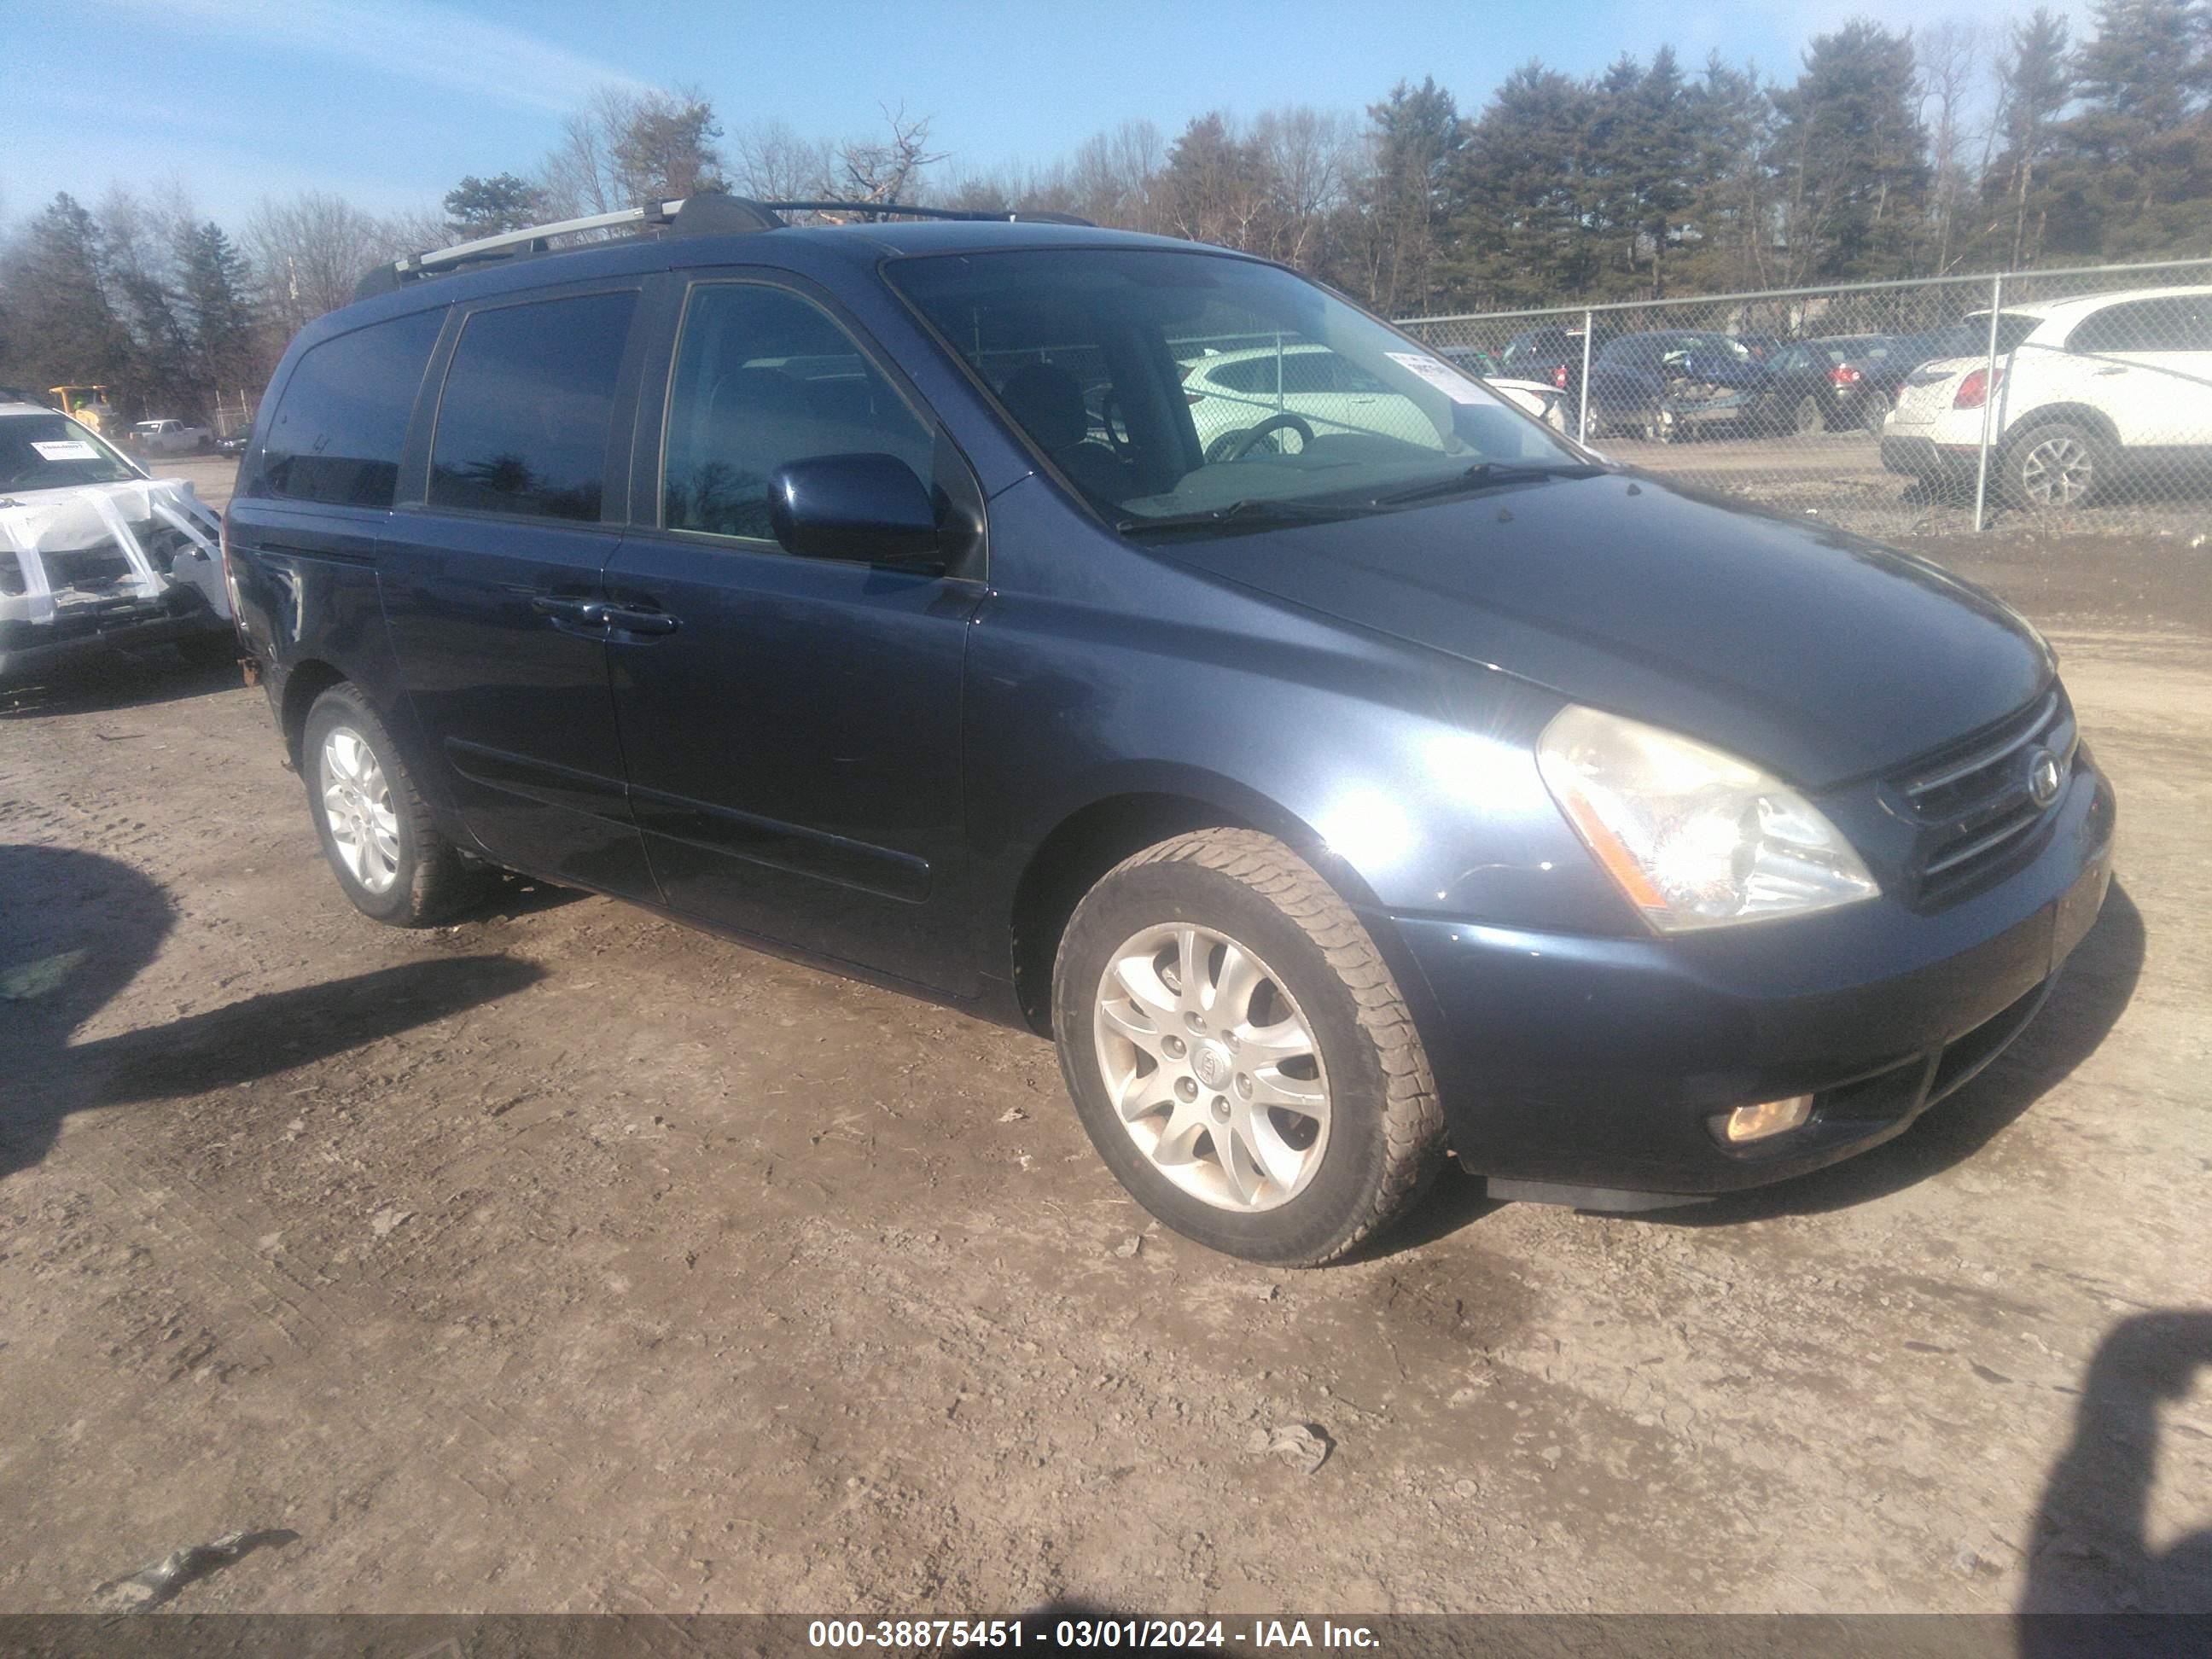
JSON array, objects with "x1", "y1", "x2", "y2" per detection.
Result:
[
  {"x1": 1052, "y1": 830, "x2": 1446, "y2": 1266},
  {"x1": 1790, "y1": 394, "x2": 1823, "y2": 435},
  {"x1": 302, "y1": 684, "x2": 476, "y2": 926},
  {"x1": 2006, "y1": 422, "x2": 2108, "y2": 510}
]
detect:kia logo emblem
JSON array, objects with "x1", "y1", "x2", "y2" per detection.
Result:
[{"x1": 2028, "y1": 748, "x2": 2063, "y2": 807}]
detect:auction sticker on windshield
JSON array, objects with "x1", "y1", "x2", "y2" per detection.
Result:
[
  {"x1": 1385, "y1": 352, "x2": 1487, "y2": 403},
  {"x1": 31, "y1": 440, "x2": 100, "y2": 462}
]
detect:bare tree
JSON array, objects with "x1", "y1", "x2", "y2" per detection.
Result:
[
  {"x1": 837, "y1": 106, "x2": 948, "y2": 206},
  {"x1": 1067, "y1": 119, "x2": 1167, "y2": 230},
  {"x1": 727, "y1": 119, "x2": 837, "y2": 201},
  {"x1": 1918, "y1": 20, "x2": 1984, "y2": 272},
  {"x1": 1253, "y1": 105, "x2": 1357, "y2": 265},
  {"x1": 538, "y1": 85, "x2": 727, "y2": 218},
  {"x1": 244, "y1": 193, "x2": 437, "y2": 330}
]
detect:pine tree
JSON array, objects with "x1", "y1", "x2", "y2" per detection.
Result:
[
  {"x1": 1676, "y1": 56, "x2": 1777, "y2": 294},
  {"x1": 1582, "y1": 49, "x2": 1696, "y2": 295},
  {"x1": 178, "y1": 223, "x2": 259, "y2": 401},
  {"x1": 3, "y1": 194, "x2": 135, "y2": 406},
  {"x1": 1447, "y1": 63, "x2": 1594, "y2": 306},
  {"x1": 1987, "y1": 9, "x2": 2075, "y2": 266},
  {"x1": 442, "y1": 174, "x2": 544, "y2": 238},
  {"x1": 1354, "y1": 79, "x2": 1463, "y2": 315},
  {"x1": 1769, "y1": 22, "x2": 1932, "y2": 283},
  {"x1": 2037, "y1": 0, "x2": 2212, "y2": 258}
]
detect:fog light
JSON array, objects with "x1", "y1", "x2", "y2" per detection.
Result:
[{"x1": 1709, "y1": 1094, "x2": 1813, "y2": 1145}]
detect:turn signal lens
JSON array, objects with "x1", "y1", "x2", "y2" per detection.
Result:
[{"x1": 1710, "y1": 1095, "x2": 1813, "y2": 1144}]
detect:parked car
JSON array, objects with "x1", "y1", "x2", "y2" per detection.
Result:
[
  {"x1": 1883, "y1": 285, "x2": 2212, "y2": 509},
  {"x1": 214, "y1": 428, "x2": 252, "y2": 457},
  {"x1": 0, "y1": 400, "x2": 232, "y2": 682},
  {"x1": 1435, "y1": 345, "x2": 1572, "y2": 430},
  {"x1": 229, "y1": 198, "x2": 2113, "y2": 1265},
  {"x1": 1493, "y1": 323, "x2": 1616, "y2": 409},
  {"x1": 1586, "y1": 330, "x2": 1773, "y2": 439},
  {"x1": 1181, "y1": 343, "x2": 1438, "y2": 456},
  {"x1": 1841, "y1": 318, "x2": 2040, "y2": 423},
  {"x1": 128, "y1": 417, "x2": 213, "y2": 455},
  {"x1": 1754, "y1": 335, "x2": 1900, "y2": 433}
]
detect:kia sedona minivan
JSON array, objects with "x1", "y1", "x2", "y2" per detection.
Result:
[{"x1": 225, "y1": 196, "x2": 2115, "y2": 1265}]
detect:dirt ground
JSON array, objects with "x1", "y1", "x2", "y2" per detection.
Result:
[{"x1": 1, "y1": 457, "x2": 2207, "y2": 1617}]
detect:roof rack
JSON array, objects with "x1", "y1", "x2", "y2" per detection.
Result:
[
  {"x1": 759, "y1": 201, "x2": 1096, "y2": 227},
  {"x1": 354, "y1": 194, "x2": 777, "y2": 300},
  {"x1": 353, "y1": 194, "x2": 1097, "y2": 303}
]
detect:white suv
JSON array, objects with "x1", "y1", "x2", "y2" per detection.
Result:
[{"x1": 1882, "y1": 285, "x2": 2212, "y2": 509}]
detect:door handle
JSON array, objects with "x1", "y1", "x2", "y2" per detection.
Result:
[
  {"x1": 599, "y1": 606, "x2": 680, "y2": 637},
  {"x1": 531, "y1": 594, "x2": 608, "y2": 625}
]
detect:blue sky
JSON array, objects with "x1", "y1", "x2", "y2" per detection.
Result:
[{"x1": 9, "y1": 0, "x2": 2038, "y2": 230}]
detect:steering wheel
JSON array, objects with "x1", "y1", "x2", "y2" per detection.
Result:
[
  {"x1": 1208, "y1": 412, "x2": 1315, "y2": 463},
  {"x1": 1098, "y1": 391, "x2": 1132, "y2": 454}
]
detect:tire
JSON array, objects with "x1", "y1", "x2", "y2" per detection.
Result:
[
  {"x1": 1051, "y1": 829, "x2": 1446, "y2": 1266},
  {"x1": 2005, "y1": 422, "x2": 2108, "y2": 510},
  {"x1": 301, "y1": 684, "x2": 475, "y2": 926},
  {"x1": 1790, "y1": 394, "x2": 1823, "y2": 435}
]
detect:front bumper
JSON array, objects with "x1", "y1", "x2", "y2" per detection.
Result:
[
  {"x1": 1388, "y1": 754, "x2": 2116, "y2": 1196},
  {"x1": 0, "y1": 591, "x2": 228, "y2": 680}
]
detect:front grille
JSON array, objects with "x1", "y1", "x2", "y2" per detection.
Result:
[{"x1": 1891, "y1": 685, "x2": 2075, "y2": 905}]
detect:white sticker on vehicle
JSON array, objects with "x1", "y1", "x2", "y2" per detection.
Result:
[
  {"x1": 1386, "y1": 352, "x2": 1487, "y2": 404},
  {"x1": 31, "y1": 439, "x2": 100, "y2": 461}
]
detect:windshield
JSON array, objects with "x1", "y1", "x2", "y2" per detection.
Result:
[
  {"x1": 0, "y1": 410, "x2": 143, "y2": 492},
  {"x1": 886, "y1": 248, "x2": 1586, "y2": 531}
]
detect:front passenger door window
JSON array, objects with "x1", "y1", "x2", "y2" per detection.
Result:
[{"x1": 662, "y1": 284, "x2": 936, "y2": 543}]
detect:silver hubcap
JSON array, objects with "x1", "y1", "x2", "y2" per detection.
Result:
[
  {"x1": 2021, "y1": 437, "x2": 2093, "y2": 506},
  {"x1": 319, "y1": 726, "x2": 400, "y2": 894},
  {"x1": 1093, "y1": 923, "x2": 1330, "y2": 1212}
]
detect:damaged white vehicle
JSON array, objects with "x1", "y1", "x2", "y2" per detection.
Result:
[{"x1": 1, "y1": 399, "x2": 232, "y2": 684}]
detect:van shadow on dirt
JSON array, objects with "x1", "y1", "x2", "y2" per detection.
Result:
[{"x1": 0, "y1": 842, "x2": 544, "y2": 1181}]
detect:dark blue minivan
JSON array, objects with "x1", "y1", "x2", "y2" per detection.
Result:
[{"x1": 224, "y1": 197, "x2": 2115, "y2": 1264}]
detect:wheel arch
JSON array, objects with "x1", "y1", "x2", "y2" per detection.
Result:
[
  {"x1": 279, "y1": 658, "x2": 349, "y2": 771},
  {"x1": 1004, "y1": 771, "x2": 1382, "y2": 1036},
  {"x1": 2005, "y1": 403, "x2": 2122, "y2": 451}
]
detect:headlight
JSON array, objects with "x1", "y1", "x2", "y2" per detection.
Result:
[{"x1": 1537, "y1": 705, "x2": 1878, "y2": 932}]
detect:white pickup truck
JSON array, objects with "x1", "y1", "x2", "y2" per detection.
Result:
[{"x1": 128, "y1": 418, "x2": 212, "y2": 456}]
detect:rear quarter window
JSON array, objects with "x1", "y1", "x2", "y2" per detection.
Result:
[{"x1": 257, "y1": 309, "x2": 442, "y2": 508}]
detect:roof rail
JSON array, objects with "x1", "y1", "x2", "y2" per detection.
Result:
[
  {"x1": 351, "y1": 193, "x2": 1097, "y2": 303},
  {"x1": 759, "y1": 201, "x2": 1096, "y2": 227},
  {"x1": 352, "y1": 193, "x2": 781, "y2": 301}
]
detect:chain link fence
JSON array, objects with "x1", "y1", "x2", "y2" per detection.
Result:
[{"x1": 1397, "y1": 255, "x2": 2212, "y2": 539}]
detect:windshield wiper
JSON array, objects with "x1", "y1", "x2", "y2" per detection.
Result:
[
  {"x1": 1369, "y1": 460, "x2": 1604, "y2": 508},
  {"x1": 1115, "y1": 498, "x2": 1366, "y2": 536}
]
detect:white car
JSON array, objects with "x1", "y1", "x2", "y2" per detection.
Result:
[
  {"x1": 1178, "y1": 342, "x2": 1564, "y2": 457},
  {"x1": 1882, "y1": 285, "x2": 2212, "y2": 509},
  {"x1": 0, "y1": 401, "x2": 230, "y2": 682},
  {"x1": 129, "y1": 417, "x2": 213, "y2": 455}
]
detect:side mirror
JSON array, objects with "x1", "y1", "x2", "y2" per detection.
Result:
[{"x1": 768, "y1": 452, "x2": 944, "y2": 568}]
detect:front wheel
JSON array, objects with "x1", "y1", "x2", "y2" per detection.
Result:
[
  {"x1": 302, "y1": 684, "x2": 477, "y2": 926},
  {"x1": 1051, "y1": 830, "x2": 1446, "y2": 1266}
]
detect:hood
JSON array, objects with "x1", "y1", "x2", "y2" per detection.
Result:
[{"x1": 1167, "y1": 473, "x2": 2051, "y2": 789}]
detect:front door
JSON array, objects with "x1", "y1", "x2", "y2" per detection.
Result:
[
  {"x1": 378, "y1": 283, "x2": 655, "y2": 895},
  {"x1": 602, "y1": 276, "x2": 981, "y2": 992}
]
